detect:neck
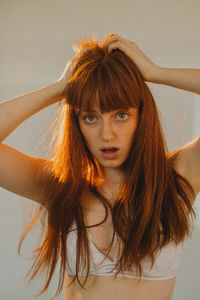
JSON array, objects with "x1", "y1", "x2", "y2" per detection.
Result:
[
  {"x1": 97, "y1": 167, "x2": 124, "y2": 204},
  {"x1": 101, "y1": 166, "x2": 124, "y2": 185}
]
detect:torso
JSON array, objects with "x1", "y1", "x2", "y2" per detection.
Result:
[
  {"x1": 64, "y1": 152, "x2": 198, "y2": 300},
  {"x1": 64, "y1": 274, "x2": 176, "y2": 300}
]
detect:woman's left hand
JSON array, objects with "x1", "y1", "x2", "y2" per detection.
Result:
[{"x1": 103, "y1": 34, "x2": 159, "y2": 82}]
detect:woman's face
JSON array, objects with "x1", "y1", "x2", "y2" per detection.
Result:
[{"x1": 78, "y1": 104, "x2": 139, "y2": 170}]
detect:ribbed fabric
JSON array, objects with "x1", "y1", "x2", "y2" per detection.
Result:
[{"x1": 65, "y1": 222, "x2": 184, "y2": 280}]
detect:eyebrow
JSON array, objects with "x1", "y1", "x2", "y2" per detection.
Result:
[{"x1": 80, "y1": 108, "x2": 129, "y2": 113}]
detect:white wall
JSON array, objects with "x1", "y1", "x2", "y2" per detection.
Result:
[{"x1": 0, "y1": 0, "x2": 200, "y2": 299}]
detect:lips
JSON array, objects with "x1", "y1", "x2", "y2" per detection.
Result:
[
  {"x1": 100, "y1": 147, "x2": 120, "y2": 159},
  {"x1": 100, "y1": 147, "x2": 119, "y2": 151}
]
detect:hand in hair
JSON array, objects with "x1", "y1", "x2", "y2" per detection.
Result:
[
  {"x1": 104, "y1": 33, "x2": 159, "y2": 82},
  {"x1": 58, "y1": 46, "x2": 93, "y2": 84},
  {"x1": 57, "y1": 55, "x2": 79, "y2": 83}
]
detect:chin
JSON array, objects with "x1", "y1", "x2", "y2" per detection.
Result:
[{"x1": 99, "y1": 159, "x2": 123, "y2": 168}]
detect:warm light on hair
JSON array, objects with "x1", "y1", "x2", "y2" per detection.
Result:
[{"x1": 18, "y1": 34, "x2": 196, "y2": 300}]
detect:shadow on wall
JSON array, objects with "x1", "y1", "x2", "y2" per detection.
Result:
[{"x1": 173, "y1": 218, "x2": 200, "y2": 300}]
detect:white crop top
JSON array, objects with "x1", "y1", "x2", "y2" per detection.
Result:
[{"x1": 65, "y1": 222, "x2": 184, "y2": 280}]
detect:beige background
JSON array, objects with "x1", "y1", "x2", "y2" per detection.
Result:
[{"x1": 0, "y1": 0, "x2": 200, "y2": 299}]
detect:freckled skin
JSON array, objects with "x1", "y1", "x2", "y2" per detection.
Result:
[{"x1": 78, "y1": 105, "x2": 139, "y2": 179}]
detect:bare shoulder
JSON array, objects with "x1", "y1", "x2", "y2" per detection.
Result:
[{"x1": 168, "y1": 136, "x2": 200, "y2": 199}]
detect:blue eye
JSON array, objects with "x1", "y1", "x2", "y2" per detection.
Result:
[
  {"x1": 80, "y1": 112, "x2": 129, "y2": 123},
  {"x1": 83, "y1": 115, "x2": 96, "y2": 123},
  {"x1": 117, "y1": 112, "x2": 129, "y2": 120}
]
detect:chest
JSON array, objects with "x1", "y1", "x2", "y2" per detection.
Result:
[
  {"x1": 81, "y1": 190, "x2": 122, "y2": 262},
  {"x1": 80, "y1": 154, "x2": 196, "y2": 262}
]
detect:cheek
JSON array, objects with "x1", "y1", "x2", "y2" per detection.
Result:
[
  {"x1": 123, "y1": 123, "x2": 137, "y2": 143},
  {"x1": 79, "y1": 125, "x2": 94, "y2": 146}
]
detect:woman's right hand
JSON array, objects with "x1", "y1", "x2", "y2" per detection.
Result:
[
  {"x1": 58, "y1": 47, "x2": 92, "y2": 84},
  {"x1": 57, "y1": 55, "x2": 79, "y2": 84}
]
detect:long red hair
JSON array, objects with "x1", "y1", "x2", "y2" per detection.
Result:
[{"x1": 18, "y1": 34, "x2": 196, "y2": 300}]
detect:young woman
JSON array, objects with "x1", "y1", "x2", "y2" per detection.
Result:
[{"x1": 0, "y1": 33, "x2": 200, "y2": 300}]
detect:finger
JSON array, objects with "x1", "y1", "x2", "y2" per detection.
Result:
[
  {"x1": 107, "y1": 40, "x2": 126, "y2": 54},
  {"x1": 103, "y1": 33, "x2": 119, "y2": 47},
  {"x1": 108, "y1": 33, "x2": 122, "y2": 40},
  {"x1": 70, "y1": 47, "x2": 91, "y2": 67},
  {"x1": 104, "y1": 35, "x2": 126, "y2": 52}
]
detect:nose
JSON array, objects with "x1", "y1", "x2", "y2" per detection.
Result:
[{"x1": 99, "y1": 119, "x2": 115, "y2": 141}]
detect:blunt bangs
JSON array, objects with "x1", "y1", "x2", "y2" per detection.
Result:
[{"x1": 65, "y1": 49, "x2": 141, "y2": 116}]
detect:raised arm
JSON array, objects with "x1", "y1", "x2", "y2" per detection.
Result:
[
  {"x1": 0, "y1": 54, "x2": 79, "y2": 203},
  {"x1": 0, "y1": 79, "x2": 65, "y2": 142},
  {"x1": 104, "y1": 33, "x2": 200, "y2": 95},
  {"x1": 150, "y1": 67, "x2": 200, "y2": 95},
  {"x1": 0, "y1": 51, "x2": 85, "y2": 142},
  {"x1": 0, "y1": 79, "x2": 66, "y2": 203}
]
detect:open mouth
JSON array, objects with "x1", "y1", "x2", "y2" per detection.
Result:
[{"x1": 101, "y1": 148, "x2": 118, "y2": 153}]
